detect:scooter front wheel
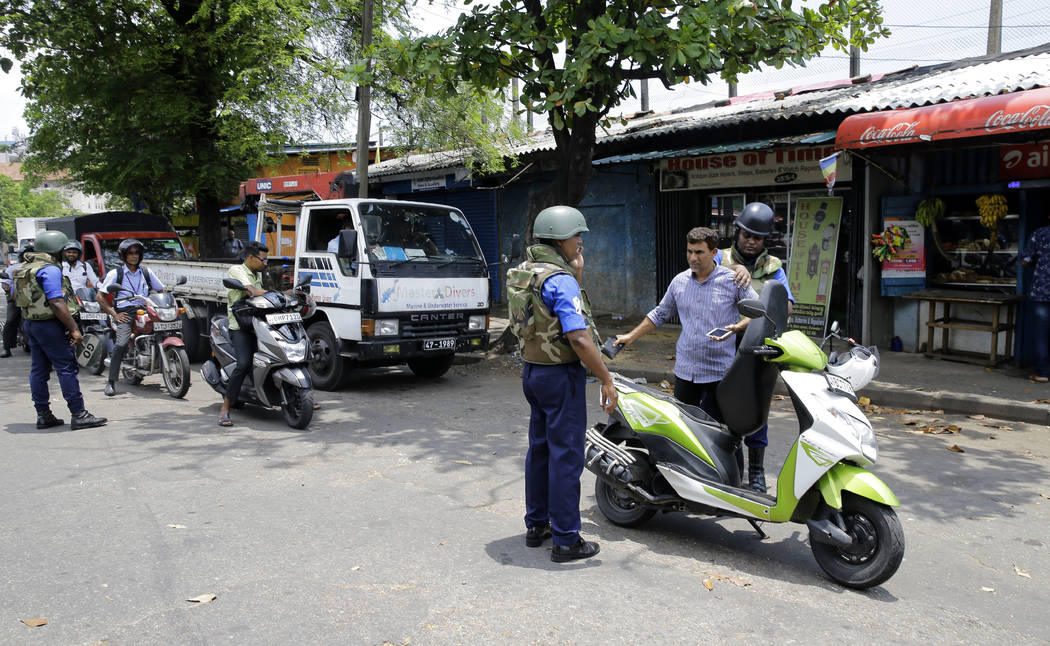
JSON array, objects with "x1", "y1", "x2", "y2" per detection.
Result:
[
  {"x1": 595, "y1": 479, "x2": 655, "y2": 528},
  {"x1": 280, "y1": 384, "x2": 313, "y2": 430},
  {"x1": 810, "y1": 494, "x2": 905, "y2": 589}
]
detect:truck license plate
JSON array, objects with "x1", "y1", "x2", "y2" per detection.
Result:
[
  {"x1": 423, "y1": 338, "x2": 456, "y2": 351},
  {"x1": 153, "y1": 321, "x2": 182, "y2": 331},
  {"x1": 266, "y1": 312, "x2": 303, "y2": 325}
]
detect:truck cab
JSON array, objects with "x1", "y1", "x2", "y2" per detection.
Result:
[{"x1": 260, "y1": 197, "x2": 490, "y2": 389}]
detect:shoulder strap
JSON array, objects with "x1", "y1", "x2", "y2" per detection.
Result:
[{"x1": 117, "y1": 264, "x2": 124, "y2": 285}]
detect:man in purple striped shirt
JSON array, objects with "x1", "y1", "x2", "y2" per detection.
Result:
[{"x1": 615, "y1": 227, "x2": 757, "y2": 420}]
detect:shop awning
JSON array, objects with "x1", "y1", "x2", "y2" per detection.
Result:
[{"x1": 836, "y1": 86, "x2": 1050, "y2": 149}]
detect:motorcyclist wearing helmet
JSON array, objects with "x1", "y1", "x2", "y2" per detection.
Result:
[
  {"x1": 96, "y1": 238, "x2": 166, "y2": 396},
  {"x1": 512, "y1": 205, "x2": 616, "y2": 564},
  {"x1": 10, "y1": 230, "x2": 107, "y2": 430},
  {"x1": 60, "y1": 240, "x2": 99, "y2": 292},
  {"x1": 716, "y1": 202, "x2": 795, "y2": 493},
  {"x1": 1, "y1": 243, "x2": 32, "y2": 357}
]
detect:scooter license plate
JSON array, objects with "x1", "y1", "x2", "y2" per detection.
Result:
[
  {"x1": 266, "y1": 312, "x2": 302, "y2": 325},
  {"x1": 825, "y1": 373, "x2": 857, "y2": 402},
  {"x1": 423, "y1": 338, "x2": 456, "y2": 351},
  {"x1": 153, "y1": 321, "x2": 182, "y2": 331},
  {"x1": 79, "y1": 312, "x2": 108, "y2": 320}
]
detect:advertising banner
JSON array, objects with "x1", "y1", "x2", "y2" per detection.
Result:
[
  {"x1": 880, "y1": 219, "x2": 926, "y2": 278},
  {"x1": 658, "y1": 145, "x2": 853, "y2": 191},
  {"x1": 376, "y1": 277, "x2": 489, "y2": 312},
  {"x1": 786, "y1": 197, "x2": 843, "y2": 337}
]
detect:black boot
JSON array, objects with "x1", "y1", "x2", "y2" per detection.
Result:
[
  {"x1": 36, "y1": 410, "x2": 64, "y2": 429},
  {"x1": 71, "y1": 411, "x2": 108, "y2": 430},
  {"x1": 748, "y1": 447, "x2": 767, "y2": 493}
]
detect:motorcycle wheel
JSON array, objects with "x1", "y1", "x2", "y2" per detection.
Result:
[
  {"x1": 595, "y1": 479, "x2": 655, "y2": 528},
  {"x1": 162, "y1": 346, "x2": 191, "y2": 399},
  {"x1": 407, "y1": 354, "x2": 454, "y2": 378},
  {"x1": 810, "y1": 494, "x2": 905, "y2": 589},
  {"x1": 280, "y1": 384, "x2": 313, "y2": 429}
]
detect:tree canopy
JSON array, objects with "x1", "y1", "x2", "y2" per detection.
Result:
[
  {"x1": 0, "y1": 175, "x2": 70, "y2": 242},
  {"x1": 396, "y1": 0, "x2": 888, "y2": 236}
]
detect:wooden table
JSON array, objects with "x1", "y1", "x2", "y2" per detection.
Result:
[{"x1": 902, "y1": 288, "x2": 1023, "y2": 366}]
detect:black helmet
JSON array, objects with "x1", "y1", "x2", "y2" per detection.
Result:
[
  {"x1": 118, "y1": 238, "x2": 145, "y2": 259},
  {"x1": 735, "y1": 202, "x2": 775, "y2": 237},
  {"x1": 62, "y1": 240, "x2": 83, "y2": 258}
]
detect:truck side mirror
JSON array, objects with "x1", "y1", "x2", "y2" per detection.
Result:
[{"x1": 337, "y1": 229, "x2": 358, "y2": 260}]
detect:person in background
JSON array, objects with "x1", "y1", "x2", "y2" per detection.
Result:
[
  {"x1": 223, "y1": 228, "x2": 246, "y2": 259},
  {"x1": 715, "y1": 202, "x2": 795, "y2": 492},
  {"x1": 1, "y1": 244, "x2": 31, "y2": 358},
  {"x1": 61, "y1": 240, "x2": 99, "y2": 292},
  {"x1": 11, "y1": 230, "x2": 107, "y2": 430},
  {"x1": 1021, "y1": 215, "x2": 1050, "y2": 383}
]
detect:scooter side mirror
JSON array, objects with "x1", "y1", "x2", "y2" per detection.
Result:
[
  {"x1": 737, "y1": 299, "x2": 766, "y2": 320},
  {"x1": 106, "y1": 283, "x2": 124, "y2": 294},
  {"x1": 0, "y1": 270, "x2": 8, "y2": 280},
  {"x1": 222, "y1": 278, "x2": 246, "y2": 290},
  {"x1": 830, "y1": 320, "x2": 840, "y2": 335}
]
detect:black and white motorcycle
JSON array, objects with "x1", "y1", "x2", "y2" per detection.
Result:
[{"x1": 200, "y1": 275, "x2": 315, "y2": 429}]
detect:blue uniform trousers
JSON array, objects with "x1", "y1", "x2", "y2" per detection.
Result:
[
  {"x1": 25, "y1": 318, "x2": 85, "y2": 415},
  {"x1": 522, "y1": 361, "x2": 586, "y2": 547}
]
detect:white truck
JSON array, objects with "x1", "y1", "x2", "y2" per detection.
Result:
[
  {"x1": 16, "y1": 217, "x2": 46, "y2": 249},
  {"x1": 148, "y1": 197, "x2": 491, "y2": 390}
]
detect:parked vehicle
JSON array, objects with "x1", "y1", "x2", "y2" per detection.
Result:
[
  {"x1": 74, "y1": 287, "x2": 111, "y2": 376},
  {"x1": 587, "y1": 282, "x2": 903, "y2": 589},
  {"x1": 146, "y1": 196, "x2": 491, "y2": 389},
  {"x1": 200, "y1": 275, "x2": 315, "y2": 429},
  {"x1": 104, "y1": 277, "x2": 191, "y2": 398}
]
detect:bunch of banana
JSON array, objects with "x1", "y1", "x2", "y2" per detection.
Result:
[
  {"x1": 915, "y1": 198, "x2": 945, "y2": 227},
  {"x1": 976, "y1": 194, "x2": 1007, "y2": 229}
]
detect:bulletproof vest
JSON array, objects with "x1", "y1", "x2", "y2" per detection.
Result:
[
  {"x1": 721, "y1": 245, "x2": 783, "y2": 296},
  {"x1": 506, "y1": 244, "x2": 601, "y2": 365},
  {"x1": 13, "y1": 252, "x2": 81, "y2": 320}
]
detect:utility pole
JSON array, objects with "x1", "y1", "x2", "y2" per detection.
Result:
[
  {"x1": 849, "y1": 22, "x2": 861, "y2": 77},
  {"x1": 728, "y1": 83, "x2": 737, "y2": 99},
  {"x1": 986, "y1": 0, "x2": 1003, "y2": 55},
  {"x1": 512, "y1": 78, "x2": 520, "y2": 127},
  {"x1": 640, "y1": 79, "x2": 649, "y2": 112},
  {"x1": 356, "y1": 0, "x2": 373, "y2": 198}
]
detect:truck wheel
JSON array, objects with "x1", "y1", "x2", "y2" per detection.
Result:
[
  {"x1": 308, "y1": 322, "x2": 349, "y2": 391},
  {"x1": 407, "y1": 354, "x2": 454, "y2": 378},
  {"x1": 181, "y1": 317, "x2": 203, "y2": 363}
]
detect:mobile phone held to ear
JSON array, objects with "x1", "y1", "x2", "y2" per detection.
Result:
[
  {"x1": 601, "y1": 337, "x2": 624, "y2": 359},
  {"x1": 707, "y1": 327, "x2": 733, "y2": 341}
]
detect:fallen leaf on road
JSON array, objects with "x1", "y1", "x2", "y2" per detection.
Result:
[
  {"x1": 980, "y1": 587, "x2": 995, "y2": 593},
  {"x1": 944, "y1": 424, "x2": 961, "y2": 434},
  {"x1": 933, "y1": 409, "x2": 944, "y2": 414},
  {"x1": 711, "y1": 574, "x2": 752, "y2": 587},
  {"x1": 773, "y1": 394, "x2": 787, "y2": 401},
  {"x1": 701, "y1": 579, "x2": 714, "y2": 591},
  {"x1": 659, "y1": 380, "x2": 672, "y2": 389},
  {"x1": 912, "y1": 387, "x2": 925, "y2": 391},
  {"x1": 947, "y1": 444, "x2": 965, "y2": 453},
  {"x1": 1034, "y1": 398, "x2": 1050, "y2": 404},
  {"x1": 902, "y1": 420, "x2": 918, "y2": 426},
  {"x1": 186, "y1": 594, "x2": 217, "y2": 604},
  {"x1": 1040, "y1": 493, "x2": 1050, "y2": 501},
  {"x1": 664, "y1": 355, "x2": 675, "y2": 361},
  {"x1": 351, "y1": 566, "x2": 361, "y2": 571},
  {"x1": 451, "y1": 460, "x2": 473, "y2": 465},
  {"x1": 20, "y1": 618, "x2": 47, "y2": 627},
  {"x1": 858, "y1": 396, "x2": 871, "y2": 407},
  {"x1": 969, "y1": 414, "x2": 986, "y2": 420},
  {"x1": 871, "y1": 416, "x2": 885, "y2": 421},
  {"x1": 1014, "y1": 565, "x2": 1031, "y2": 579},
  {"x1": 167, "y1": 524, "x2": 186, "y2": 529}
]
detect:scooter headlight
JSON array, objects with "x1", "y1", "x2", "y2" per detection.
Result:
[
  {"x1": 828, "y1": 405, "x2": 877, "y2": 463},
  {"x1": 276, "y1": 339, "x2": 308, "y2": 362}
]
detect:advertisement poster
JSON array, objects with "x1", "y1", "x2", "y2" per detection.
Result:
[
  {"x1": 659, "y1": 145, "x2": 853, "y2": 191},
  {"x1": 880, "y1": 219, "x2": 926, "y2": 278},
  {"x1": 786, "y1": 197, "x2": 843, "y2": 337}
]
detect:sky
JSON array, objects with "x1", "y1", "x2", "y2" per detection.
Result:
[{"x1": 2, "y1": 0, "x2": 1049, "y2": 142}]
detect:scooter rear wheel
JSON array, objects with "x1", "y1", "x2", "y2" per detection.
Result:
[
  {"x1": 810, "y1": 493, "x2": 905, "y2": 589},
  {"x1": 595, "y1": 479, "x2": 655, "y2": 528}
]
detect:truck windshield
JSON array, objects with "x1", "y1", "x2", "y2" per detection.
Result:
[
  {"x1": 101, "y1": 237, "x2": 187, "y2": 268},
  {"x1": 358, "y1": 202, "x2": 483, "y2": 263}
]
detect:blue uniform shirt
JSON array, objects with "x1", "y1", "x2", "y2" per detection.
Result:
[
  {"x1": 37, "y1": 264, "x2": 65, "y2": 301},
  {"x1": 540, "y1": 272, "x2": 587, "y2": 334}
]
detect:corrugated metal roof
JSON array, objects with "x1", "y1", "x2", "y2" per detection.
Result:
[
  {"x1": 367, "y1": 42, "x2": 1050, "y2": 177},
  {"x1": 593, "y1": 131, "x2": 835, "y2": 165}
]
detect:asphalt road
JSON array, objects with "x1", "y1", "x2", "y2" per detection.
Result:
[{"x1": 1, "y1": 351, "x2": 1048, "y2": 645}]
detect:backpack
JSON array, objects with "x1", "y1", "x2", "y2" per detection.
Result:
[
  {"x1": 505, "y1": 261, "x2": 569, "y2": 344},
  {"x1": 114, "y1": 264, "x2": 157, "y2": 306}
]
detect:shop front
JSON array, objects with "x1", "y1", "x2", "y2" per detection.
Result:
[
  {"x1": 648, "y1": 132, "x2": 862, "y2": 335},
  {"x1": 836, "y1": 87, "x2": 1050, "y2": 365}
]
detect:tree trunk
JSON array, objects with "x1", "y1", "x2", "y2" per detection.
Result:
[
  {"x1": 196, "y1": 190, "x2": 221, "y2": 258},
  {"x1": 525, "y1": 111, "x2": 599, "y2": 243}
]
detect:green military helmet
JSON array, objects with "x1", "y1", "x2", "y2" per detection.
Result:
[
  {"x1": 534, "y1": 205, "x2": 589, "y2": 240},
  {"x1": 34, "y1": 230, "x2": 70, "y2": 255}
]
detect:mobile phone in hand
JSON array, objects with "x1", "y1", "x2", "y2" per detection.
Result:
[
  {"x1": 601, "y1": 337, "x2": 623, "y2": 359},
  {"x1": 707, "y1": 327, "x2": 733, "y2": 341}
]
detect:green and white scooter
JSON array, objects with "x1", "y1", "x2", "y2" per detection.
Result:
[{"x1": 588, "y1": 282, "x2": 904, "y2": 589}]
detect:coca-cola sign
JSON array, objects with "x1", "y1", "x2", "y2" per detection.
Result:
[
  {"x1": 858, "y1": 121, "x2": 922, "y2": 146},
  {"x1": 985, "y1": 105, "x2": 1050, "y2": 133}
]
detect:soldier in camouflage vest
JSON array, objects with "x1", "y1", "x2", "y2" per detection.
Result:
[
  {"x1": 12, "y1": 230, "x2": 107, "y2": 431},
  {"x1": 507, "y1": 205, "x2": 616, "y2": 564},
  {"x1": 717, "y1": 202, "x2": 795, "y2": 493}
]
